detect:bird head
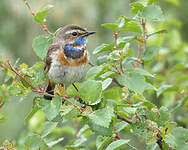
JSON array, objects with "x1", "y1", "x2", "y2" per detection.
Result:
[{"x1": 54, "y1": 25, "x2": 96, "y2": 59}]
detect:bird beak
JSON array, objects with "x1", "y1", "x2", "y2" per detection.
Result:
[{"x1": 83, "y1": 31, "x2": 96, "y2": 37}]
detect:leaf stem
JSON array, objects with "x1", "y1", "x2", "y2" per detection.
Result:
[
  {"x1": 135, "y1": 19, "x2": 146, "y2": 68},
  {"x1": 117, "y1": 115, "x2": 132, "y2": 124},
  {"x1": 24, "y1": 0, "x2": 51, "y2": 34}
]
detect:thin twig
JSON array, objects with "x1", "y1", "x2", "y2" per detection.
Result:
[
  {"x1": 0, "y1": 61, "x2": 82, "y2": 111},
  {"x1": 113, "y1": 30, "x2": 119, "y2": 50},
  {"x1": 88, "y1": 62, "x2": 95, "y2": 67},
  {"x1": 24, "y1": 0, "x2": 51, "y2": 34},
  {"x1": 135, "y1": 19, "x2": 146, "y2": 68},
  {"x1": 117, "y1": 115, "x2": 132, "y2": 124}
]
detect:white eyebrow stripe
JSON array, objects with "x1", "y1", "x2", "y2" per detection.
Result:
[{"x1": 65, "y1": 30, "x2": 78, "y2": 35}]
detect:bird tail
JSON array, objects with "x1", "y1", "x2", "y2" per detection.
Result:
[{"x1": 44, "y1": 80, "x2": 54, "y2": 100}]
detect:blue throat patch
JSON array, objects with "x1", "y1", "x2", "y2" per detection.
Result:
[{"x1": 74, "y1": 37, "x2": 86, "y2": 45}]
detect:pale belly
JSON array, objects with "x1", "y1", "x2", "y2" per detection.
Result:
[{"x1": 47, "y1": 63, "x2": 87, "y2": 86}]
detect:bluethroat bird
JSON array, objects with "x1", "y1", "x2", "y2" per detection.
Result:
[{"x1": 44, "y1": 24, "x2": 96, "y2": 100}]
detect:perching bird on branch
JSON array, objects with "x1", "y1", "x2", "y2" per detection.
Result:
[{"x1": 44, "y1": 24, "x2": 96, "y2": 100}]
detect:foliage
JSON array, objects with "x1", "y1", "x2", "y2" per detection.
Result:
[{"x1": 0, "y1": 0, "x2": 188, "y2": 150}]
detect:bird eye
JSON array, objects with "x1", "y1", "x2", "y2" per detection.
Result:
[{"x1": 72, "y1": 32, "x2": 78, "y2": 36}]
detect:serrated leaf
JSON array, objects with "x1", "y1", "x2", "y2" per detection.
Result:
[
  {"x1": 115, "y1": 121, "x2": 129, "y2": 132},
  {"x1": 122, "y1": 21, "x2": 142, "y2": 33},
  {"x1": 142, "y1": 5, "x2": 164, "y2": 21},
  {"x1": 143, "y1": 45, "x2": 160, "y2": 61},
  {"x1": 79, "y1": 80, "x2": 102, "y2": 104},
  {"x1": 93, "y1": 43, "x2": 113, "y2": 54},
  {"x1": 116, "y1": 73, "x2": 148, "y2": 94},
  {"x1": 42, "y1": 121, "x2": 58, "y2": 138},
  {"x1": 42, "y1": 97, "x2": 61, "y2": 121},
  {"x1": 106, "y1": 139, "x2": 130, "y2": 150},
  {"x1": 101, "y1": 23, "x2": 119, "y2": 30},
  {"x1": 33, "y1": 5, "x2": 53, "y2": 23},
  {"x1": 32, "y1": 36, "x2": 52, "y2": 60},
  {"x1": 96, "y1": 136, "x2": 113, "y2": 150},
  {"x1": 89, "y1": 108, "x2": 114, "y2": 128},
  {"x1": 88, "y1": 121, "x2": 113, "y2": 136},
  {"x1": 60, "y1": 104, "x2": 75, "y2": 117}
]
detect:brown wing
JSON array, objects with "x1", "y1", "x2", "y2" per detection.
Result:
[{"x1": 44, "y1": 44, "x2": 61, "y2": 74}]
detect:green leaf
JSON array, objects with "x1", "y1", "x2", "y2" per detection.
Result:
[
  {"x1": 93, "y1": 43, "x2": 113, "y2": 54},
  {"x1": 134, "y1": 68, "x2": 154, "y2": 77},
  {"x1": 102, "y1": 78, "x2": 112, "y2": 91},
  {"x1": 101, "y1": 23, "x2": 119, "y2": 30},
  {"x1": 130, "y1": 2, "x2": 144, "y2": 15},
  {"x1": 33, "y1": 5, "x2": 54, "y2": 23},
  {"x1": 106, "y1": 139, "x2": 130, "y2": 150},
  {"x1": 42, "y1": 121, "x2": 58, "y2": 138},
  {"x1": 147, "y1": 29, "x2": 168, "y2": 38},
  {"x1": 148, "y1": 0, "x2": 159, "y2": 5},
  {"x1": 42, "y1": 97, "x2": 61, "y2": 121},
  {"x1": 79, "y1": 80, "x2": 102, "y2": 104},
  {"x1": 0, "y1": 110, "x2": 6, "y2": 122},
  {"x1": 103, "y1": 87, "x2": 122, "y2": 101},
  {"x1": 86, "y1": 65, "x2": 104, "y2": 79},
  {"x1": 157, "y1": 84, "x2": 173, "y2": 97},
  {"x1": 88, "y1": 121, "x2": 113, "y2": 136},
  {"x1": 165, "y1": 0, "x2": 179, "y2": 6},
  {"x1": 96, "y1": 136, "x2": 113, "y2": 150},
  {"x1": 171, "y1": 96, "x2": 188, "y2": 113},
  {"x1": 164, "y1": 127, "x2": 188, "y2": 149},
  {"x1": 143, "y1": 45, "x2": 160, "y2": 61},
  {"x1": 116, "y1": 72, "x2": 148, "y2": 94},
  {"x1": 46, "y1": 137, "x2": 64, "y2": 148},
  {"x1": 89, "y1": 108, "x2": 114, "y2": 128},
  {"x1": 66, "y1": 83, "x2": 79, "y2": 97},
  {"x1": 142, "y1": 5, "x2": 164, "y2": 21},
  {"x1": 116, "y1": 16, "x2": 126, "y2": 28},
  {"x1": 25, "y1": 134, "x2": 47, "y2": 150},
  {"x1": 158, "y1": 106, "x2": 170, "y2": 126},
  {"x1": 122, "y1": 21, "x2": 142, "y2": 33},
  {"x1": 32, "y1": 36, "x2": 52, "y2": 60},
  {"x1": 24, "y1": 106, "x2": 41, "y2": 124},
  {"x1": 115, "y1": 121, "x2": 129, "y2": 132}
]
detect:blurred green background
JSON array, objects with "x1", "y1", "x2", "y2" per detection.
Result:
[{"x1": 0, "y1": 0, "x2": 188, "y2": 147}]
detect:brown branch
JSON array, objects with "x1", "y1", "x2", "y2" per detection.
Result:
[
  {"x1": 0, "y1": 61, "x2": 83, "y2": 111},
  {"x1": 135, "y1": 19, "x2": 146, "y2": 68},
  {"x1": 24, "y1": 0, "x2": 51, "y2": 34},
  {"x1": 117, "y1": 115, "x2": 132, "y2": 124}
]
